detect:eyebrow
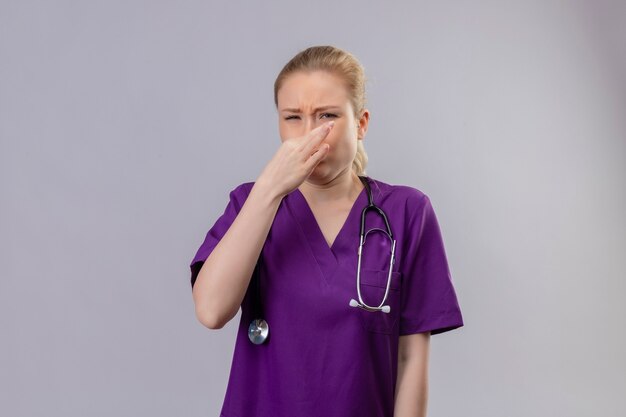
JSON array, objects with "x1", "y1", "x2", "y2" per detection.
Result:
[{"x1": 280, "y1": 105, "x2": 342, "y2": 113}]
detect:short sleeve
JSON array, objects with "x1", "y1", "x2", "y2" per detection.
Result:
[
  {"x1": 189, "y1": 182, "x2": 251, "y2": 289},
  {"x1": 399, "y1": 194, "x2": 464, "y2": 336}
]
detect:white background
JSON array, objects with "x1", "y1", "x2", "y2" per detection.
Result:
[{"x1": 2, "y1": 1, "x2": 625, "y2": 416}]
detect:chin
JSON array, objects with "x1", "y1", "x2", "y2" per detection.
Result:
[{"x1": 309, "y1": 163, "x2": 329, "y2": 177}]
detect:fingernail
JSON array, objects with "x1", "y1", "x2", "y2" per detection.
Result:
[{"x1": 327, "y1": 121, "x2": 335, "y2": 128}]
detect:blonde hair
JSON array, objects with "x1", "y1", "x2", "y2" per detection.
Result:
[{"x1": 273, "y1": 45, "x2": 369, "y2": 176}]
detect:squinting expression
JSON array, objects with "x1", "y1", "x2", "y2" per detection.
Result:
[{"x1": 276, "y1": 70, "x2": 366, "y2": 180}]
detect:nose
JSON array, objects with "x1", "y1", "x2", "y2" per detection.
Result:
[
  {"x1": 301, "y1": 119, "x2": 318, "y2": 136},
  {"x1": 305, "y1": 117, "x2": 328, "y2": 133}
]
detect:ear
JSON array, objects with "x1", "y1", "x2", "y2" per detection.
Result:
[{"x1": 356, "y1": 109, "x2": 370, "y2": 140}]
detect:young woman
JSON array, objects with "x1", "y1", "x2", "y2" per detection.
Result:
[{"x1": 189, "y1": 45, "x2": 464, "y2": 417}]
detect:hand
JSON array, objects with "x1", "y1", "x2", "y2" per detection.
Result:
[{"x1": 256, "y1": 121, "x2": 335, "y2": 198}]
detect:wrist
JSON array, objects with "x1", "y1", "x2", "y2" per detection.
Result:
[{"x1": 250, "y1": 179, "x2": 284, "y2": 207}]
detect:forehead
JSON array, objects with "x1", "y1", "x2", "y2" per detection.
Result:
[{"x1": 278, "y1": 70, "x2": 349, "y2": 110}]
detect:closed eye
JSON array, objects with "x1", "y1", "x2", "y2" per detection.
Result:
[{"x1": 284, "y1": 113, "x2": 338, "y2": 120}]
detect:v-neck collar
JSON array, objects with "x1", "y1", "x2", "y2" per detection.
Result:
[{"x1": 287, "y1": 178, "x2": 370, "y2": 285}]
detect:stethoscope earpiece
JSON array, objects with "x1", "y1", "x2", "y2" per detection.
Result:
[{"x1": 349, "y1": 299, "x2": 391, "y2": 313}]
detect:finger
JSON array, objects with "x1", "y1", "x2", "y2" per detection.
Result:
[
  {"x1": 304, "y1": 142, "x2": 329, "y2": 171},
  {"x1": 301, "y1": 121, "x2": 334, "y2": 158}
]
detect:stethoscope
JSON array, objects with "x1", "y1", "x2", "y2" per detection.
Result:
[{"x1": 248, "y1": 175, "x2": 397, "y2": 345}]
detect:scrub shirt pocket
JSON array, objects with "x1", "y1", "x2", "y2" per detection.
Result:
[{"x1": 356, "y1": 269, "x2": 402, "y2": 335}]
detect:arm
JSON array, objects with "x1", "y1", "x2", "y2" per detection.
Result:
[
  {"x1": 192, "y1": 181, "x2": 283, "y2": 329},
  {"x1": 394, "y1": 332, "x2": 431, "y2": 417}
]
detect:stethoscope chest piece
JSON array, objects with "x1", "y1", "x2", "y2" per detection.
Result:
[{"x1": 248, "y1": 318, "x2": 269, "y2": 344}]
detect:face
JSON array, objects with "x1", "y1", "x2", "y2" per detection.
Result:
[{"x1": 276, "y1": 70, "x2": 369, "y2": 182}]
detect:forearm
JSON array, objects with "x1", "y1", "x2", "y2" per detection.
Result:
[
  {"x1": 394, "y1": 334, "x2": 430, "y2": 417},
  {"x1": 192, "y1": 181, "x2": 283, "y2": 328}
]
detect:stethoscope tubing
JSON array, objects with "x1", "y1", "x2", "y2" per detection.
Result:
[{"x1": 350, "y1": 175, "x2": 397, "y2": 313}]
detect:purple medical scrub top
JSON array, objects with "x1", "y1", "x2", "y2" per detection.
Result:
[{"x1": 189, "y1": 176, "x2": 464, "y2": 417}]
